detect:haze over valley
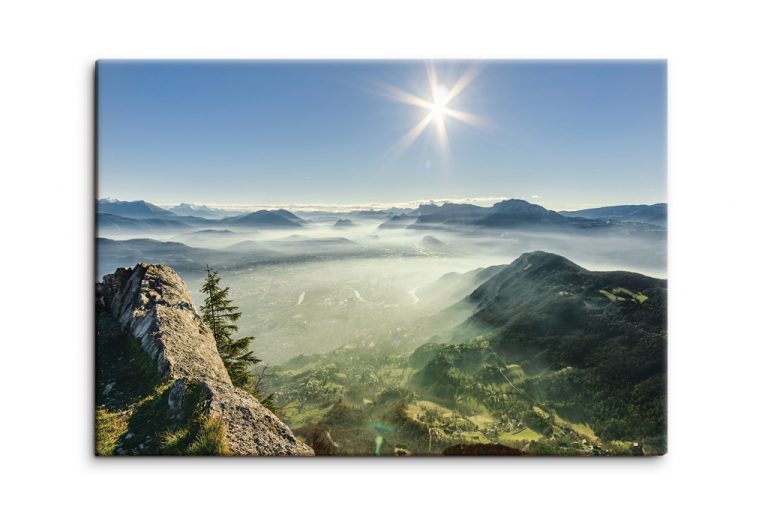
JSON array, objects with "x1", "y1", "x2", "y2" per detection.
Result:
[
  {"x1": 98, "y1": 197, "x2": 667, "y2": 362},
  {"x1": 97, "y1": 197, "x2": 667, "y2": 455}
]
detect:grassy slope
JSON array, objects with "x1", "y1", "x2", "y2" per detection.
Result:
[
  {"x1": 268, "y1": 338, "x2": 636, "y2": 456},
  {"x1": 95, "y1": 311, "x2": 229, "y2": 456}
]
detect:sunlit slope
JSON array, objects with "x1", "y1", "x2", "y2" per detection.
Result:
[
  {"x1": 269, "y1": 252, "x2": 666, "y2": 455},
  {"x1": 455, "y1": 251, "x2": 666, "y2": 444}
]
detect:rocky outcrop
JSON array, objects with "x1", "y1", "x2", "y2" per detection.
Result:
[{"x1": 97, "y1": 263, "x2": 313, "y2": 456}]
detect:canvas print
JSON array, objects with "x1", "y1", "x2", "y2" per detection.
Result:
[{"x1": 95, "y1": 60, "x2": 667, "y2": 456}]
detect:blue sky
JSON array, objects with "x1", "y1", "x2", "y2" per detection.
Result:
[{"x1": 98, "y1": 60, "x2": 666, "y2": 211}]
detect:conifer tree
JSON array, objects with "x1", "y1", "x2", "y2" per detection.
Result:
[{"x1": 199, "y1": 265, "x2": 260, "y2": 388}]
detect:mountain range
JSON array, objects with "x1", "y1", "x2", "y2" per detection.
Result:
[
  {"x1": 98, "y1": 199, "x2": 179, "y2": 219},
  {"x1": 97, "y1": 198, "x2": 667, "y2": 234},
  {"x1": 409, "y1": 199, "x2": 666, "y2": 233},
  {"x1": 223, "y1": 209, "x2": 307, "y2": 228},
  {"x1": 97, "y1": 212, "x2": 192, "y2": 232},
  {"x1": 560, "y1": 203, "x2": 667, "y2": 227},
  {"x1": 167, "y1": 203, "x2": 235, "y2": 219},
  {"x1": 96, "y1": 235, "x2": 401, "y2": 279},
  {"x1": 97, "y1": 200, "x2": 306, "y2": 231}
]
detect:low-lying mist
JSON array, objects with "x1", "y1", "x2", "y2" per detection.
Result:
[{"x1": 99, "y1": 215, "x2": 666, "y2": 364}]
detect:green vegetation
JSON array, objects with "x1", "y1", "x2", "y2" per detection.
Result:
[
  {"x1": 199, "y1": 266, "x2": 282, "y2": 417},
  {"x1": 187, "y1": 417, "x2": 231, "y2": 456},
  {"x1": 498, "y1": 428, "x2": 542, "y2": 443},
  {"x1": 95, "y1": 312, "x2": 230, "y2": 455},
  {"x1": 265, "y1": 253, "x2": 667, "y2": 456},
  {"x1": 95, "y1": 408, "x2": 129, "y2": 456},
  {"x1": 599, "y1": 287, "x2": 649, "y2": 304},
  {"x1": 200, "y1": 265, "x2": 260, "y2": 388},
  {"x1": 612, "y1": 287, "x2": 649, "y2": 303},
  {"x1": 97, "y1": 251, "x2": 666, "y2": 456},
  {"x1": 455, "y1": 254, "x2": 667, "y2": 451},
  {"x1": 266, "y1": 335, "x2": 652, "y2": 456}
]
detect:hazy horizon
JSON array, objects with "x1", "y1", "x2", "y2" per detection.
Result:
[{"x1": 99, "y1": 195, "x2": 667, "y2": 213}]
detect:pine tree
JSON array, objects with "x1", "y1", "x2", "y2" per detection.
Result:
[{"x1": 199, "y1": 265, "x2": 260, "y2": 388}]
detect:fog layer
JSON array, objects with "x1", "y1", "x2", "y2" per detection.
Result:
[{"x1": 98, "y1": 215, "x2": 666, "y2": 364}]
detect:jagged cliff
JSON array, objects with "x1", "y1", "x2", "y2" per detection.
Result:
[{"x1": 96, "y1": 263, "x2": 313, "y2": 456}]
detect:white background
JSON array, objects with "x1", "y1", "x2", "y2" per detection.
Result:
[{"x1": 1, "y1": 0, "x2": 766, "y2": 510}]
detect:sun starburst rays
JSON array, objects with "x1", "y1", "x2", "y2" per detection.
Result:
[
  {"x1": 373, "y1": 62, "x2": 487, "y2": 161},
  {"x1": 390, "y1": 112, "x2": 435, "y2": 156}
]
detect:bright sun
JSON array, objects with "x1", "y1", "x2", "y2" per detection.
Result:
[
  {"x1": 374, "y1": 62, "x2": 486, "y2": 158},
  {"x1": 430, "y1": 84, "x2": 450, "y2": 119}
]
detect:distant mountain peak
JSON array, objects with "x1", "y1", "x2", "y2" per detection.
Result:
[
  {"x1": 560, "y1": 203, "x2": 667, "y2": 227},
  {"x1": 492, "y1": 198, "x2": 541, "y2": 209},
  {"x1": 509, "y1": 251, "x2": 586, "y2": 273},
  {"x1": 225, "y1": 209, "x2": 306, "y2": 228},
  {"x1": 474, "y1": 199, "x2": 565, "y2": 227},
  {"x1": 97, "y1": 198, "x2": 177, "y2": 219},
  {"x1": 333, "y1": 219, "x2": 355, "y2": 228},
  {"x1": 378, "y1": 214, "x2": 416, "y2": 229},
  {"x1": 167, "y1": 202, "x2": 231, "y2": 219},
  {"x1": 412, "y1": 202, "x2": 442, "y2": 215}
]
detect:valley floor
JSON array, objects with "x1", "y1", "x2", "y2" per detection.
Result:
[{"x1": 267, "y1": 338, "x2": 660, "y2": 456}]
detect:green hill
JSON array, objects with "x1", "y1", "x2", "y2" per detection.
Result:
[
  {"x1": 267, "y1": 252, "x2": 666, "y2": 455},
  {"x1": 456, "y1": 251, "x2": 666, "y2": 446}
]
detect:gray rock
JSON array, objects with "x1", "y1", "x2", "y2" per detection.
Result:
[
  {"x1": 98, "y1": 263, "x2": 313, "y2": 456},
  {"x1": 168, "y1": 379, "x2": 186, "y2": 419}
]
